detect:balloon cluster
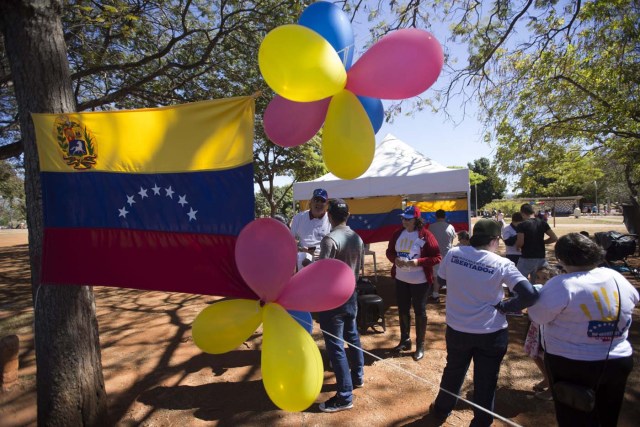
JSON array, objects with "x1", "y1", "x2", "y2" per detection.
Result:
[
  {"x1": 260, "y1": 1, "x2": 444, "y2": 180},
  {"x1": 192, "y1": 218, "x2": 356, "y2": 411}
]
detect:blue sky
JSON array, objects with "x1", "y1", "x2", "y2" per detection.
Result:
[{"x1": 376, "y1": 101, "x2": 493, "y2": 168}]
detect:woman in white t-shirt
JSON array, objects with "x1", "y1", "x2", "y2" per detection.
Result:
[
  {"x1": 528, "y1": 233, "x2": 638, "y2": 427},
  {"x1": 385, "y1": 205, "x2": 441, "y2": 361}
]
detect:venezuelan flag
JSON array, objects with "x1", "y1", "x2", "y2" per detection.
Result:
[
  {"x1": 33, "y1": 97, "x2": 257, "y2": 298},
  {"x1": 414, "y1": 200, "x2": 470, "y2": 231},
  {"x1": 346, "y1": 196, "x2": 404, "y2": 244}
]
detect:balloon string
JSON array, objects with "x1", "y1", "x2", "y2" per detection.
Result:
[
  {"x1": 336, "y1": 44, "x2": 354, "y2": 68},
  {"x1": 296, "y1": 316, "x2": 522, "y2": 427}
]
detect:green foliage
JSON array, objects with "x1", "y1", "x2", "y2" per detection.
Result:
[
  {"x1": 482, "y1": 200, "x2": 522, "y2": 218},
  {"x1": 255, "y1": 185, "x2": 294, "y2": 220},
  {"x1": 0, "y1": 160, "x2": 26, "y2": 225},
  {"x1": 467, "y1": 157, "x2": 506, "y2": 210}
]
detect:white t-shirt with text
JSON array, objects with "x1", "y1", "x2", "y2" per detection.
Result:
[
  {"x1": 438, "y1": 246, "x2": 527, "y2": 333},
  {"x1": 394, "y1": 229, "x2": 427, "y2": 284}
]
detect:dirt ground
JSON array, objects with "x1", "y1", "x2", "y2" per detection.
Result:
[{"x1": 1, "y1": 216, "x2": 639, "y2": 427}]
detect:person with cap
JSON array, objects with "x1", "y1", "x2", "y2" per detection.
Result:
[
  {"x1": 385, "y1": 205, "x2": 441, "y2": 362},
  {"x1": 428, "y1": 219, "x2": 539, "y2": 426},
  {"x1": 427, "y1": 209, "x2": 457, "y2": 303},
  {"x1": 290, "y1": 188, "x2": 332, "y2": 270},
  {"x1": 316, "y1": 198, "x2": 365, "y2": 413}
]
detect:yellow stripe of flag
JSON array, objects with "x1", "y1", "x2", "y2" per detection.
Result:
[
  {"x1": 300, "y1": 196, "x2": 402, "y2": 214},
  {"x1": 414, "y1": 199, "x2": 468, "y2": 212},
  {"x1": 33, "y1": 96, "x2": 255, "y2": 173}
]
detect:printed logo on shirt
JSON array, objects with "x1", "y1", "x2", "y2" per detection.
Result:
[
  {"x1": 582, "y1": 288, "x2": 624, "y2": 341},
  {"x1": 450, "y1": 255, "x2": 495, "y2": 274}
]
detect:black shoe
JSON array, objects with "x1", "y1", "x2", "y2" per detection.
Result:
[
  {"x1": 353, "y1": 379, "x2": 364, "y2": 389},
  {"x1": 319, "y1": 395, "x2": 353, "y2": 413},
  {"x1": 429, "y1": 403, "x2": 448, "y2": 422},
  {"x1": 392, "y1": 338, "x2": 411, "y2": 352},
  {"x1": 413, "y1": 347, "x2": 424, "y2": 361},
  {"x1": 427, "y1": 295, "x2": 441, "y2": 304}
]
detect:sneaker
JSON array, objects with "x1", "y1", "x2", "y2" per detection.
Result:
[
  {"x1": 535, "y1": 389, "x2": 553, "y2": 401},
  {"x1": 353, "y1": 379, "x2": 364, "y2": 389},
  {"x1": 506, "y1": 310, "x2": 524, "y2": 317},
  {"x1": 427, "y1": 295, "x2": 441, "y2": 303},
  {"x1": 319, "y1": 396, "x2": 353, "y2": 413}
]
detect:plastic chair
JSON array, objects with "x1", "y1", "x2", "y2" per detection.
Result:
[{"x1": 361, "y1": 244, "x2": 378, "y2": 281}]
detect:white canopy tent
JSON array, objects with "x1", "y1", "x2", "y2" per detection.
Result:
[{"x1": 294, "y1": 134, "x2": 470, "y2": 202}]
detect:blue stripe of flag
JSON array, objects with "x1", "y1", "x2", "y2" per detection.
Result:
[{"x1": 41, "y1": 164, "x2": 254, "y2": 235}]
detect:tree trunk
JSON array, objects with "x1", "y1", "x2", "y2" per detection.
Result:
[{"x1": 0, "y1": 1, "x2": 107, "y2": 425}]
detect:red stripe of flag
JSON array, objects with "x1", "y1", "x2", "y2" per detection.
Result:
[{"x1": 42, "y1": 228, "x2": 258, "y2": 298}]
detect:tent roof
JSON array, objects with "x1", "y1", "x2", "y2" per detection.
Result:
[{"x1": 294, "y1": 134, "x2": 469, "y2": 200}]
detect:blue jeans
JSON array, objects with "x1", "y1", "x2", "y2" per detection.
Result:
[
  {"x1": 433, "y1": 326, "x2": 509, "y2": 427},
  {"x1": 317, "y1": 292, "x2": 365, "y2": 403},
  {"x1": 516, "y1": 257, "x2": 549, "y2": 282}
]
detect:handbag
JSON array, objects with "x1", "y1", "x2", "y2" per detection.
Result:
[
  {"x1": 548, "y1": 280, "x2": 621, "y2": 412},
  {"x1": 552, "y1": 380, "x2": 596, "y2": 412}
]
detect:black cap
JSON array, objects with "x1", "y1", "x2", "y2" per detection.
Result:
[{"x1": 328, "y1": 198, "x2": 349, "y2": 217}]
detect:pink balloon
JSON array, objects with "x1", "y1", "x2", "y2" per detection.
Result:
[
  {"x1": 345, "y1": 29, "x2": 444, "y2": 100},
  {"x1": 276, "y1": 259, "x2": 356, "y2": 311},
  {"x1": 235, "y1": 218, "x2": 297, "y2": 302},
  {"x1": 264, "y1": 96, "x2": 331, "y2": 147}
]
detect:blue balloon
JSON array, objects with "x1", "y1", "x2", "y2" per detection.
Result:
[
  {"x1": 357, "y1": 96, "x2": 384, "y2": 134},
  {"x1": 287, "y1": 310, "x2": 314, "y2": 334},
  {"x1": 299, "y1": 1, "x2": 355, "y2": 70}
]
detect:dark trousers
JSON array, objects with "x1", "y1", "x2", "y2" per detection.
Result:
[
  {"x1": 395, "y1": 279, "x2": 428, "y2": 318},
  {"x1": 545, "y1": 352, "x2": 634, "y2": 427},
  {"x1": 505, "y1": 254, "x2": 520, "y2": 265},
  {"x1": 433, "y1": 326, "x2": 509, "y2": 427}
]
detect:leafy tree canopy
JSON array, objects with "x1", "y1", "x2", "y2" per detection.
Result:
[{"x1": 467, "y1": 157, "x2": 506, "y2": 209}]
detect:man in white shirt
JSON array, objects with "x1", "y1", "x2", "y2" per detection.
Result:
[
  {"x1": 429, "y1": 219, "x2": 538, "y2": 426},
  {"x1": 427, "y1": 209, "x2": 456, "y2": 303},
  {"x1": 290, "y1": 188, "x2": 332, "y2": 270}
]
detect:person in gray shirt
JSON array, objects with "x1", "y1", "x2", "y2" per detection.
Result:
[
  {"x1": 428, "y1": 209, "x2": 456, "y2": 302},
  {"x1": 317, "y1": 198, "x2": 365, "y2": 413}
]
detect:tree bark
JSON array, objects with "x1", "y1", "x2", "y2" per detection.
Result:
[{"x1": 0, "y1": 1, "x2": 107, "y2": 425}]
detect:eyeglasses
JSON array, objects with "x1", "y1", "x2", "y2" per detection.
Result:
[{"x1": 401, "y1": 217, "x2": 413, "y2": 221}]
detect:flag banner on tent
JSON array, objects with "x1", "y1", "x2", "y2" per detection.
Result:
[
  {"x1": 345, "y1": 196, "x2": 403, "y2": 244},
  {"x1": 33, "y1": 96, "x2": 258, "y2": 298},
  {"x1": 414, "y1": 200, "x2": 469, "y2": 231}
]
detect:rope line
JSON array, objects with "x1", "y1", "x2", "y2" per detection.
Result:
[{"x1": 296, "y1": 315, "x2": 522, "y2": 427}]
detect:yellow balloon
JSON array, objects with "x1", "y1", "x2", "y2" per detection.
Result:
[
  {"x1": 192, "y1": 299, "x2": 263, "y2": 354},
  {"x1": 262, "y1": 303, "x2": 323, "y2": 412},
  {"x1": 322, "y1": 89, "x2": 375, "y2": 179},
  {"x1": 259, "y1": 24, "x2": 347, "y2": 102}
]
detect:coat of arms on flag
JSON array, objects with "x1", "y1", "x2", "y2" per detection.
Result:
[{"x1": 32, "y1": 96, "x2": 257, "y2": 299}]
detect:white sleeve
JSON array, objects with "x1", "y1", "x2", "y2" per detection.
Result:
[{"x1": 527, "y1": 278, "x2": 570, "y2": 325}]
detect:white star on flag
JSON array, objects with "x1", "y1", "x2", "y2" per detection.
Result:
[
  {"x1": 151, "y1": 184, "x2": 161, "y2": 195},
  {"x1": 165, "y1": 186, "x2": 175, "y2": 198},
  {"x1": 187, "y1": 207, "x2": 198, "y2": 221},
  {"x1": 178, "y1": 195, "x2": 188, "y2": 207},
  {"x1": 138, "y1": 187, "x2": 148, "y2": 199},
  {"x1": 118, "y1": 207, "x2": 129, "y2": 218},
  {"x1": 126, "y1": 195, "x2": 136, "y2": 206}
]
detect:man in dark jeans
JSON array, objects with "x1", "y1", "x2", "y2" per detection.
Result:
[
  {"x1": 316, "y1": 199, "x2": 365, "y2": 413},
  {"x1": 429, "y1": 219, "x2": 538, "y2": 426}
]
